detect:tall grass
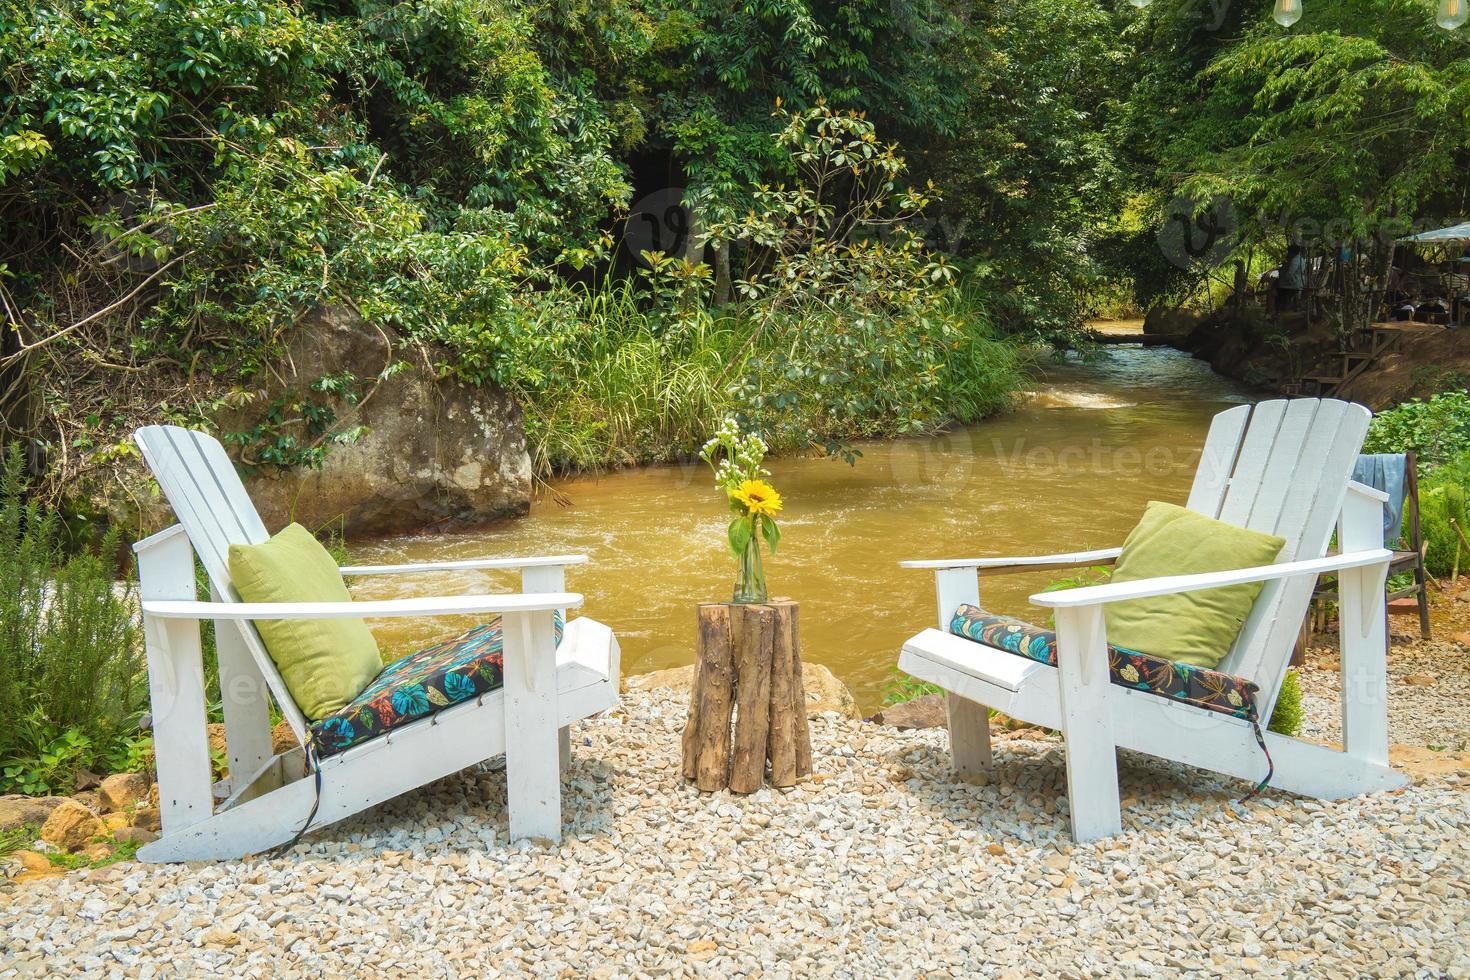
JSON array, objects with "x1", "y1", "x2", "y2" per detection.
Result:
[
  {"x1": 509, "y1": 278, "x2": 1027, "y2": 477},
  {"x1": 515, "y1": 280, "x2": 748, "y2": 473}
]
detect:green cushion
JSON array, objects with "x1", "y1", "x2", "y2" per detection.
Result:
[
  {"x1": 1104, "y1": 501, "x2": 1286, "y2": 669},
  {"x1": 228, "y1": 523, "x2": 382, "y2": 720}
]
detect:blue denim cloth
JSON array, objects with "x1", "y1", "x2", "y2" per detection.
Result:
[{"x1": 1352, "y1": 453, "x2": 1408, "y2": 548}]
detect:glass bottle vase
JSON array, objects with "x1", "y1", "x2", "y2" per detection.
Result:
[{"x1": 732, "y1": 534, "x2": 769, "y2": 604}]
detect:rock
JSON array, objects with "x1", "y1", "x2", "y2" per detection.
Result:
[
  {"x1": 874, "y1": 693, "x2": 948, "y2": 730},
  {"x1": 199, "y1": 928, "x2": 240, "y2": 948},
  {"x1": 79, "y1": 842, "x2": 114, "y2": 863},
  {"x1": 987, "y1": 843, "x2": 1006, "y2": 856},
  {"x1": 626, "y1": 662, "x2": 861, "y2": 720},
  {"x1": 14, "y1": 868, "x2": 66, "y2": 885},
  {"x1": 103, "y1": 814, "x2": 130, "y2": 833},
  {"x1": 8, "y1": 851, "x2": 50, "y2": 873},
  {"x1": 0, "y1": 796, "x2": 68, "y2": 832},
  {"x1": 207, "y1": 722, "x2": 300, "y2": 771},
  {"x1": 1142, "y1": 305, "x2": 1203, "y2": 337},
  {"x1": 96, "y1": 773, "x2": 149, "y2": 813},
  {"x1": 128, "y1": 807, "x2": 162, "y2": 833},
  {"x1": 113, "y1": 826, "x2": 158, "y2": 847},
  {"x1": 1451, "y1": 631, "x2": 1470, "y2": 649},
  {"x1": 1402, "y1": 674, "x2": 1436, "y2": 687},
  {"x1": 273, "y1": 722, "x2": 300, "y2": 755},
  {"x1": 73, "y1": 769, "x2": 101, "y2": 792},
  {"x1": 221, "y1": 309, "x2": 532, "y2": 536},
  {"x1": 39, "y1": 801, "x2": 105, "y2": 852}
]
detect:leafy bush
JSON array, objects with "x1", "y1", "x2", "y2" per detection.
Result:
[
  {"x1": 1419, "y1": 462, "x2": 1470, "y2": 578},
  {"x1": 510, "y1": 106, "x2": 1026, "y2": 474},
  {"x1": 1363, "y1": 391, "x2": 1470, "y2": 470},
  {"x1": 0, "y1": 448, "x2": 145, "y2": 793},
  {"x1": 1268, "y1": 669, "x2": 1303, "y2": 738}
]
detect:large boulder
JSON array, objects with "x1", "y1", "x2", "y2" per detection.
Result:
[
  {"x1": 39, "y1": 801, "x2": 105, "y2": 852},
  {"x1": 0, "y1": 795, "x2": 68, "y2": 832},
  {"x1": 626, "y1": 662, "x2": 861, "y2": 720},
  {"x1": 1142, "y1": 306, "x2": 1203, "y2": 337},
  {"x1": 230, "y1": 308, "x2": 533, "y2": 535},
  {"x1": 96, "y1": 773, "x2": 149, "y2": 813}
]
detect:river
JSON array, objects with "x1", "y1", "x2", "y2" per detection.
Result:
[{"x1": 349, "y1": 330, "x2": 1256, "y2": 713}]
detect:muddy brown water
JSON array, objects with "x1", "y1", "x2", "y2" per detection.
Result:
[{"x1": 351, "y1": 334, "x2": 1256, "y2": 713}]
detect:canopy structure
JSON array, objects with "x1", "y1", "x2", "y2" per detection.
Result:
[{"x1": 1398, "y1": 221, "x2": 1470, "y2": 245}]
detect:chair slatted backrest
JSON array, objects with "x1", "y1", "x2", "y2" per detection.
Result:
[
  {"x1": 1183, "y1": 399, "x2": 1370, "y2": 718},
  {"x1": 135, "y1": 425, "x2": 311, "y2": 743}
]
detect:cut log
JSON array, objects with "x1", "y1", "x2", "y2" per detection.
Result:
[
  {"x1": 682, "y1": 600, "x2": 813, "y2": 793},
  {"x1": 682, "y1": 604, "x2": 735, "y2": 792},
  {"x1": 765, "y1": 599, "x2": 803, "y2": 786},
  {"x1": 728, "y1": 605, "x2": 775, "y2": 793}
]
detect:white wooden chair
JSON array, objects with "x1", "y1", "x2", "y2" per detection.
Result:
[
  {"x1": 898, "y1": 398, "x2": 1407, "y2": 842},
  {"x1": 131, "y1": 425, "x2": 620, "y2": 862}
]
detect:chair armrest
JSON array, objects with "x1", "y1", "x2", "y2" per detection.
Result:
[
  {"x1": 1030, "y1": 549, "x2": 1392, "y2": 609},
  {"x1": 901, "y1": 547, "x2": 1122, "y2": 574},
  {"x1": 141, "y1": 592, "x2": 582, "y2": 620},
  {"x1": 338, "y1": 555, "x2": 588, "y2": 576}
]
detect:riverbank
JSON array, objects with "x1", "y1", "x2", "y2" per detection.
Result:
[
  {"x1": 4, "y1": 628, "x2": 1468, "y2": 975},
  {"x1": 1153, "y1": 303, "x2": 1468, "y2": 410}
]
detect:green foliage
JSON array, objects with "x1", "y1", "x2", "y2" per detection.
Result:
[
  {"x1": 2, "y1": 0, "x2": 1048, "y2": 493},
  {"x1": 511, "y1": 108, "x2": 1026, "y2": 473},
  {"x1": 1364, "y1": 391, "x2": 1470, "y2": 470},
  {"x1": 1419, "y1": 463, "x2": 1470, "y2": 578},
  {"x1": 0, "y1": 447, "x2": 145, "y2": 793},
  {"x1": 0, "y1": 824, "x2": 31, "y2": 859},
  {"x1": 908, "y1": 0, "x2": 1128, "y2": 337},
  {"x1": 880, "y1": 666, "x2": 942, "y2": 707},
  {"x1": 1268, "y1": 669, "x2": 1303, "y2": 738}
]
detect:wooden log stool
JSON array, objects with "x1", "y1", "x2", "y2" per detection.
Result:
[{"x1": 681, "y1": 599, "x2": 813, "y2": 792}]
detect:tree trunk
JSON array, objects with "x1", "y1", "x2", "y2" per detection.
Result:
[{"x1": 713, "y1": 240, "x2": 732, "y2": 307}]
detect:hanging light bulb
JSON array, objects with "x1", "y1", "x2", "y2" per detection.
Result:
[
  {"x1": 1438, "y1": 0, "x2": 1467, "y2": 29},
  {"x1": 1129, "y1": 0, "x2": 1152, "y2": 8},
  {"x1": 1273, "y1": 0, "x2": 1303, "y2": 25}
]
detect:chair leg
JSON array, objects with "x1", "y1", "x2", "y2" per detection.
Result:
[
  {"x1": 946, "y1": 694, "x2": 992, "y2": 777},
  {"x1": 502, "y1": 610, "x2": 563, "y2": 843},
  {"x1": 1053, "y1": 605, "x2": 1122, "y2": 842},
  {"x1": 1340, "y1": 562, "x2": 1391, "y2": 767}
]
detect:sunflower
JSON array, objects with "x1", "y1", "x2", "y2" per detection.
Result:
[{"x1": 731, "y1": 479, "x2": 783, "y2": 518}]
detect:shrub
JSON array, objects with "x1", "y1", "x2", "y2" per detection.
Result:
[
  {"x1": 1418, "y1": 460, "x2": 1470, "y2": 577},
  {"x1": 1268, "y1": 669, "x2": 1303, "y2": 737},
  {"x1": 1363, "y1": 390, "x2": 1470, "y2": 469},
  {"x1": 509, "y1": 107, "x2": 1026, "y2": 475},
  {"x1": 0, "y1": 448, "x2": 145, "y2": 793}
]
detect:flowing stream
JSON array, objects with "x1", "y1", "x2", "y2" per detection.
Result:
[{"x1": 349, "y1": 327, "x2": 1256, "y2": 713}]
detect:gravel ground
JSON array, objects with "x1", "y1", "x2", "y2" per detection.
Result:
[
  {"x1": 3, "y1": 674, "x2": 1469, "y2": 976},
  {"x1": 1298, "y1": 630, "x2": 1470, "y2": 751}
]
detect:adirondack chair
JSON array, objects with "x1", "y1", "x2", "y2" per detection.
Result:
[
  {"x1": 897, "y1": 398, "x2": 1407, "y2": 842},
  {"x1": 131, "y1": 425, "x2": 620, "y2": 862}
]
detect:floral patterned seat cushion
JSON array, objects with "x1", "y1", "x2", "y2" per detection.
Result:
[
  {"x1": 949, "y1": 604, "x2": 1258, "y2": 720},
  {"x1": 310, "y1": 614, "x2": 564, "y2": 758}
]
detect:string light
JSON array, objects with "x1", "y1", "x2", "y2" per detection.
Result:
[{"x1": 1269, "y1": 0, "x2": 1466, "y2": 29}]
